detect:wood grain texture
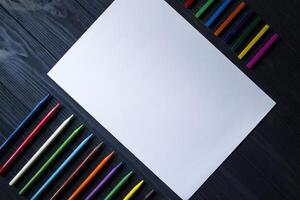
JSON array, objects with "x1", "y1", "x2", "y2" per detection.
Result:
[
  {"x1": 0, "y1": 0, "x2": 299, "y2": 199},
  {"x1": 0, "y1": 6, "x2": 55, "y2": 73},
  {"x1": 0, "y1": 0, "x2": 94, "y2": 59},
  {"x1": 75, "y1": 0, "x2": 112, "y2": 18}
]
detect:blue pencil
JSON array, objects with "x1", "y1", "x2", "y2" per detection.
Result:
[
  {"x1": 223, "y1": 9, "x2": 254, "y2": 43},
  {"x1": 205, "y1": 0, "x2": 232, "y2": 27},
  {"x1": 0, "y1": 94, "x2": 50, "y2": 153},
  {"x1": 30, "y1": 134, "x2": 93, "y2": 200}
]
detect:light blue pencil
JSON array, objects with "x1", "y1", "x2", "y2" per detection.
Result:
[{"x1": 30, "y1": 134, "x2": 93, "y2": 200}]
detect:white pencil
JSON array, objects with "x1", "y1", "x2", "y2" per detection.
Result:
[{"x1": 9, "y1": 114, "x2": 74, "y2": 186}]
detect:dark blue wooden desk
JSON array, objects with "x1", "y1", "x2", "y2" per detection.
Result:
[{"x1": 0, "y1": 0, "x2": 299, "y2": 199}]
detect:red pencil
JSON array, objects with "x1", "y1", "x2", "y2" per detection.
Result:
[
  {"x1": 0, "y1": 103, "x2": 60, "y2": 175},
  {"x1": 50, "y1": 143, "x2": 103, "y2": 200},
  {"x1": 184, "y1": 0, "x2": 195, "y2": 9}
]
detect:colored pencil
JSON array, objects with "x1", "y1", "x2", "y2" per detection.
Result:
[
  {"x1": 104, "y1": 171, "x2": 133, "y2": 200},
  {"x1": 30, "y1": 134, "x2": 93, "y2": 200},
  {"x1": 0, "y1": 103, "x2": 60, "y2": 175},
  {"x1": 0, "y1": 94, "x2": 50, "y2": 153},
  {"x1": 184, "y1": 0, "x2": 195, "y2": 9},
  {"x1": 223, "y1": 9, "x2": 253, "y2": 43},
  {"x1": 19, "y1": 125, "x2": 84, "y2": 195},
  {"x1": 10, "y1": 115, "x2": 74, "y2": 186},
  {"x1": 50, "y1": 143, "x2": 103, "y2": 200},
  {"x1": 123, "y1": 180, "x2": 144, "y2": 200},
  {"x1": 144, "y1": 189, "x2": 155, "y2": 200},
  {"x1": 195, "y1": 0, "x2": 215, "y2": 18},
  {"x1": 68, "y1": 151, "x2": 115, "y2": 200},
  {"x1": 238, "y1": 24, "x2": 270, "y2": 59},
  {"x1": 214, "y1": 2, "x2": 246, "y2": 36},
  {"x1": 205, "y1": 0, "x2": 232, "y2": 27},
  {"x1": 85, "y1": 162, "x2": 123, "y2": 200},
  {"x1": 231, "y1": 16, "x2": 261, "y2": 51},
  {"x1": 246, "y1": 33, "x2": 279, "y2": 68}
]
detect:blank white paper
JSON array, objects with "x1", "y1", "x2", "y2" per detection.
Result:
[{"x1": 48, "y1": 0, "x2": 275, "y2": 199}]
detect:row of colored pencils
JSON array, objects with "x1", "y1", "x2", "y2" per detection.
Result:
[
  {"x1": 184, "y1": 0, "x2": 279, "y2": 68},
  {"x1": 0, "y1": 94, "x2": 155, "y2": 200}
]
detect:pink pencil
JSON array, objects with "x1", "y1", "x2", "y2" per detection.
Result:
[{"x1": 246, "y1": 33, "x2": 279, "y2": 69}]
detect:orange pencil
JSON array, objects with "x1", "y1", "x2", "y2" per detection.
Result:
[
  {"x1": 214, "y1": 2, "x2": 246, "y2": 36},
  {"x1": 68, "y1": 151, "x2": 114, "y2": 200}
]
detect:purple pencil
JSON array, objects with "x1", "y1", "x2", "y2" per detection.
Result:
[
  {"x1": 85, "y1": 162, "x2": 123, "y2": 200},
  {"x1": 223, "y1": 10, "x2": 254, "y2": 43},
  {"x1": 246, "y1": 33, "x2": 279, "y2": 68}
]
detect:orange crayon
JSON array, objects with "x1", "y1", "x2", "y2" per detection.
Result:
[
  {"x1": 214, "y1": 2, "x2": 246, "y2": 36},
  {"x1": 68, "y1": 151, "x2": 115, "y2": 200}
]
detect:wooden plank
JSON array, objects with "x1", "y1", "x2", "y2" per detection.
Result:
[
  {"x1": 0, "y1": 177, "x2": 26, "y2": 200},
  {"x1": 0, "y1": 6, "x2": 55, "y2": 73},
  {"x1": 0, "y1": 4, "x2": 57, "y2": 142},
  {"x1": 1, "y1": 0, "x2": 94, "y2": 59},
  {"x1": 75, "y1": 0, "x2": 113, "y2": 18}
]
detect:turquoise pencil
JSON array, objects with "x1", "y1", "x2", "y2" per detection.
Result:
[{"x1": 30, "y1": 134, "x2": 93, "y2": 200}]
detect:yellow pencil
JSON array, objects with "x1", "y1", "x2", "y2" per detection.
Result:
[
  {"x1": 238, "y1": 24, "x2": 270, "y2": 59},
  {"x1": 123, "y1": 180, "x2": 144, "y2": 200}
]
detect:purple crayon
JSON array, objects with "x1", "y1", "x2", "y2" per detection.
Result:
[
  {"x1": 223, "y1": 10, "x2": 254, "y2": 43},
  {"x1": 246, "y1": 33, "x2": 279, "y2": 68},
  {"x1": 85, "y1": 162, "x2": 123, "y2": 200}
]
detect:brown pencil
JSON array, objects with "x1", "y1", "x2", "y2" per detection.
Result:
[{"x1": 50, "y1": 143, "x2": 103, "y2": 200}]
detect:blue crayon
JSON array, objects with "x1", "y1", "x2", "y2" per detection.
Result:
[
  {"x1": 205, "y1": 0, "x2": 233, "y2": 27},
  {"x1": 0, "y1": 94, "x2": 50, "y2": 153},
  {"x1": 30, "y1": 134, "x2": 93, "y2": 200}
]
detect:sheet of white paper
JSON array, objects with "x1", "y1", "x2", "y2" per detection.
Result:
[{"x1": 48, "y1": 0, "x2": 275, "y2": 199}]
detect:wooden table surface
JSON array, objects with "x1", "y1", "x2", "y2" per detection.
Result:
[{"x1": 0, "y1": 0, "x2": 299, "y2": 199}]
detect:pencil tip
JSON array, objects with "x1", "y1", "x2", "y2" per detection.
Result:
[
  {"x1": 54, "y1": 102, "x2": 61, "y2": 108},
  {"x1": 78, "y1": 124, "x2": 85, "y2": 129},
  {"x1": 44, "y1": 94, "x2": 51, "y2": 99},
  {"x1": 107, "y1": 151, "x2": 115, "y2": 158},
  {"x1": 95, "y1": 142, "x2": 104, "y2": 149},
  {"x1": 128, "y1": 171, "x2": 134, "y2": 175},
  {"x1": 87, "y1": 134, "x2": 93, "y2": 139},
  {"x1": 64, "y1": 114, "x2": 74, "y2": 123}
]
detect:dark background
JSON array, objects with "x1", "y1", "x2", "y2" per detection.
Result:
[{"x1": 0, "y1": 0, "x2": 299, "y2": 199}]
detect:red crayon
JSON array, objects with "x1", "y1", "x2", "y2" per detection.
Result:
[
  {"x1": 0, "y1": 103, "x2": 60, "y2": 175},
  {"x1": 184, "y1": 0, "x2": 196, "y2": 9}
]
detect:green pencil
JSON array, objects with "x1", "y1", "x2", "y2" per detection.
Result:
[
  {"x1": 195, "y1": 0, "x2": 215, "y2": 18},
  {"x1": 104, "y1": 171, "x2": 133, "y2": 200},
  {"x1": 19, "y1": 125, "x2": 84, "y2": 195},
  {"x1": 231, "y1": 16, "x2": 261, "y2": 51}
]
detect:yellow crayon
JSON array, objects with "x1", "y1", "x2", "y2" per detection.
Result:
[
  {"x1": 238, "y1": 24, "x2": 270, "y2": 59},
  {"x1": 123, "y1": 180, "x2": 144, "y2": 200}
]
